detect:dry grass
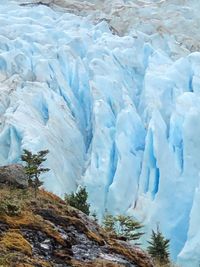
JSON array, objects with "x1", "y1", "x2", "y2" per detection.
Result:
[
  {"x1": 0, "y1": 211, "x2": 65, "y2": 245},
  {"x1": 71, "y1": 259, "x2": 126, "y2": 267},
  {"x1": 0, "y1": 185, "x2": 153, "y2": 267},
  {"x1": 0, "y1": 252, "x2": 52, "y2": 267},
  {"x1": 0, "y1": 230, "x2": 32, "y2": 256}
]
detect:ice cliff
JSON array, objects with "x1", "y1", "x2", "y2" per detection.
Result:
[{"x1": 0, "y1": 0, "x2": 200, "y2": 265}]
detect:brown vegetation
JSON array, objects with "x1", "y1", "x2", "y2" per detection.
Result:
[{"x1": 0, "y1": 185, "x2": 153, "y2": 267}]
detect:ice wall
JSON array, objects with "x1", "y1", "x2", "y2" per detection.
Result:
[{"x1": 1, "y1": 1, "x2": 200, "y2": 265}]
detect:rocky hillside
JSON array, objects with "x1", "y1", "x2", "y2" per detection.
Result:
[{"x1": 0, "y1": 171, "x2": 153, "y2": 267}]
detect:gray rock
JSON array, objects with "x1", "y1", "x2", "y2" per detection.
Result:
[{"x1": 0, "y1": 164, "x2": 28, "y2": 188}]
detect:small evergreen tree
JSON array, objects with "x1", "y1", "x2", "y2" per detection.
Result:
[
  {"x1": 65, "y1": 187, "x2": 90, "y2": 215},
  {"x1": 102, "y1": 214, "x2": 144, "y2": 243},
  {"x1": 147, "y1": 227, "x2": 170, "y2": 265},
  {"x1": 102, "y1": 214, "x2": 115, "y2": 232},
  {"x1": 21, "y1": 149, "x2": 50, "y2": 197},
  {"x1": 116, "y1": 215, "x2": 144, "y2": 243}
]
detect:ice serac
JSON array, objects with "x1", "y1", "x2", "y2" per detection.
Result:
[{"x1": 1, "y1": 0, "x2": 200, "y2": 265}]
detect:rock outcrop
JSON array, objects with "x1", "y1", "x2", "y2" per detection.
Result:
[
  {"x1": 0, "y1": 164, "x2": 28, "y2": 189},
  {"x1": 0, "y1": 184, "x2": 154, "y2": 267}
]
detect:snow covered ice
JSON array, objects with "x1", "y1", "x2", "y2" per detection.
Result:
[{"x1": 1, "y1": 0, "x2": 200, "y2": 265}]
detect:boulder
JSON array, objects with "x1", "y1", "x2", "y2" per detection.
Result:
[{"x1": 0, "y1": 164, "x2": 28, "y2": 188}]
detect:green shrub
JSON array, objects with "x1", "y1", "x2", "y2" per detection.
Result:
[
  {"x1": 102, "y1": 214, "x2": 144, "y2": 243},
  {"x1": 65, "y1": 187, "x2": 90, "y2": 215},
  {"x1": 102, "y1": 214, "x2": 115, "y2": 232},
  {"x1": 0, "y1": 199, "x2": 21, "y2": 216}
]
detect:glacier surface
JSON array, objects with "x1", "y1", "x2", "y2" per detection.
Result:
[{"x1": 1, "y1": 0, "x2": 200, "y2": 265}]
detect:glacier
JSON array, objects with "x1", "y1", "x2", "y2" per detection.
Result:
[{"x1": 1, "y1": 0, "x2": 200, "y2": 265}]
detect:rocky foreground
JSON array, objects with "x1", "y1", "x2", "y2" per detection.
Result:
[{"x1": 0, "y1": 167, "x2": 153, "y2": 267}]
